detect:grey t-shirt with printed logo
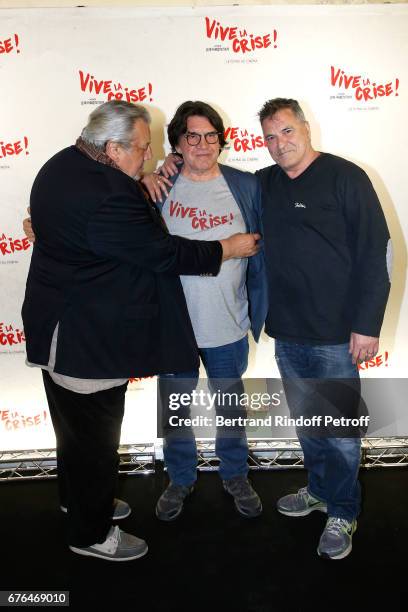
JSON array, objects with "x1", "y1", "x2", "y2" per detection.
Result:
[{"x1": 162, "y1": 173, "x2": 249, "y2": 348}]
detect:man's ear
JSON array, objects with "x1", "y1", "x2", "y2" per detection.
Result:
[{"x1": 105, "y1": 140, "x2": 121, "y2": 163}]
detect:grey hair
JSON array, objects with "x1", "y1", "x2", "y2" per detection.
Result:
[
  {"x1": 81, "y1": 100, "x2": 151, "y2": 150},
  {"x1": 258, "y1": 98, "x2": 306, "y2": 124}
]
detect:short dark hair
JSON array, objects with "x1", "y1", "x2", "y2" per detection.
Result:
[
  {"x1": 258, "y1": 98, "x2": 306, "y2": 124},
  {"x1": 167, "y1": 100, "x2": 227, "y2": 152}
]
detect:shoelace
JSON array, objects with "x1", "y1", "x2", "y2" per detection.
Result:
[
  {"x1": 296, "y1": 487, "x2": 309, "y2": 501},
  {"x1": 228, "y1": 478, "x2": 252, "y2": 498},
  {"x1": 325, "y1": 517, "x2": 351, "y2": 535},
  {"x1": 167, "y1": 485, "x2": 190, "y2": 501},
  {"x1": 103, "y1": 526, "x2": 121, "y2": 553}
]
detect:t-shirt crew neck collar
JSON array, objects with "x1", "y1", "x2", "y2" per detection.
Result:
[{"x1": 179, "y1": 170, "x2": 223, "y2": 184}]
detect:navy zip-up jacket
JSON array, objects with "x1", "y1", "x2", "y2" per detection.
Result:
[{"x1": 158, "y1": 163, "x2": 268, "y2": 342}]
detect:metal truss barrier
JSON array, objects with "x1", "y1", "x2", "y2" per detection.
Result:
[
  {"x1": 0, "y1": 438, "x2": 407, "y2": 481},
  {"x1": 0, "y1": 444, "x2": 155, "y2": 482},
  {"x1": 197, "y1": 438, "x2": 408, "y2": 471}
]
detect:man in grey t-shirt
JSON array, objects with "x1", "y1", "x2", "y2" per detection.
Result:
[{"x1": 149, "y1": 101, "x2": 267, "y2": 522}]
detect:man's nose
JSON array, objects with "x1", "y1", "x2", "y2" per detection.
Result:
[
  {"x1": 276, "y1": 136, "x2": 289, "y2": 152},
  {"x1": 144, "y1": 145, "x2": 153, "y2": 161},
  {"x1": 197, "y1": 136, "x2": 210, "y2": 149}
]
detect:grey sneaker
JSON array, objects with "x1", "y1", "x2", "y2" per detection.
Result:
[
  {"x1": 156, "y1": 482, "x2": 194, "y2": 521},
  {"x1": 277, "y1": 487, "x2": 327, "y2": 517},
  {"x1": 223, "y1": 476, "x2": 262, "y2": 518},
  {"x1": 69, "y1": 526, "x2": 148, "y2": 562},
  {"x1": 61, "y1": 498, "x2": 131, "y2": 520},
  {"x1": 318, "y1": 517, "x2": 357, "y2": 560}
]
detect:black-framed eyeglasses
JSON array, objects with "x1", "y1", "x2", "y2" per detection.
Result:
[{"x1": 184, "y1": 131, "x2": 221, "y2": 146}]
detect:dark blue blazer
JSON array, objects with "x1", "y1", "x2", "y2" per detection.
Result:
[
  {"x1": 22, "y1": 146, "x2": 222, "y2": 378},
  {"x1": 161, "y1": 163, "x2": 268, "y2": 341}
]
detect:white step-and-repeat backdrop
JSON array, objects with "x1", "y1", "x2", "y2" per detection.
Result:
[{"x1": 1, "y1": 4, "x2": 407, "y2": 451}]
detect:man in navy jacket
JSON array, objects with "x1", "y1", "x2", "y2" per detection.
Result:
[
  {"x1": 147, "y1": 101, "x2": 268, "y2": 522},
  {"x1": 22, "y1": 100, "x2": 259, "y2": 561}
]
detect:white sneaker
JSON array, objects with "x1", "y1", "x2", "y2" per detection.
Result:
[{"x1": 69, "y1": 526, "x2": 148, "y2": 562}]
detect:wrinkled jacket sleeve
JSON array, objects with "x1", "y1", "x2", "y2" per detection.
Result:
[{"x1": 87, "y1": 190, "x2": 222, "y2": 276}]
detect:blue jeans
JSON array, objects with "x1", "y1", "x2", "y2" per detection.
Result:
[
  {"x1": 160, "y1": 336, "x2": 249, "y2": 485},
  {"x1": 275, "y1": 340, "x2": 361, "y2": 521}
]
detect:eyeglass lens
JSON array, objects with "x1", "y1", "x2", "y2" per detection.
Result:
[{"x1": 185, "y1": 132, "x2": 220, "y2": 145}]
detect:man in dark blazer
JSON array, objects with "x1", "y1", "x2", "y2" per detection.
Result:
[
  {"x1": 22, "y1": 100, "x2": 259, "y2": 561},
  {"x1": 144, "y1": 101, "x2": 267, "y2": 523}
]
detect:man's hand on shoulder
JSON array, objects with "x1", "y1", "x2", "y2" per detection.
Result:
[
  {"x1": 23, "y1": 207, "x2": 35, "y2": 242},
  {"x1": 140, "y1": 173, "x2": 173, "y2": 203},
  {"x1": 156, "y1": 153, "x2": 183, "y2": 178},
  {"x1": 349, "y1": 332, "x2": 379, "y2": 364}
]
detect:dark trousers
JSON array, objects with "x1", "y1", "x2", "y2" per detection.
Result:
[{"x1": 42, "y1": 371, "x2": 127, "y2": 547}]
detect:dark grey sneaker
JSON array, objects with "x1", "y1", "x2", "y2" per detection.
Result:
[
  {"x1": 223, "y1": 476, "x2": 262, "y2": 518},
  {"x1": 156, "y1": 482, "x2": 194, "y2": 521},
  {"x1": 61, "y1": 498, "x2": 131, "y2": 520},
  {"x1": 69, "y1": 526, "x2": 148, "y2": 562},
  {"x1": 277, "y1": 487, "x2": 327, "y2": 517},
  {"x1": 317, "y1": 517, "x2": 357, "y2": 560}
]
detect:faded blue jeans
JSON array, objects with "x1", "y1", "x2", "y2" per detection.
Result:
[
  {"x1": 275, "y1": 339, "x2": 361, "y2": 521},
  {"x1": 160, "y1": 336, "x2": 249, "y2": 485}
]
